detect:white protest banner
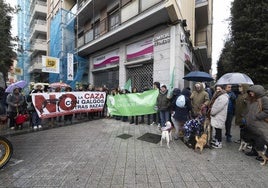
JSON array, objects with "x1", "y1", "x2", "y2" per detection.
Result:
[{"x1": 31, "y1": 91, "x2": 106, "y2": 119}]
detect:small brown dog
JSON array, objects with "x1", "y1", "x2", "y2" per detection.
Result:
[
  {"x1": 195, "y1": 133, "x2": 207, "y2": 153},
  {"x1": 257, "y1": 145, "x2": 268, "y2": 166}
]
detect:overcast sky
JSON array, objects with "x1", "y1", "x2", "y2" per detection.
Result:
[
  {"x1": 212, "y1": 0, "x2": 233, "y2": 75},
  {"x1": 8, "y1": 0, "x2": 233, "y2": 75}
]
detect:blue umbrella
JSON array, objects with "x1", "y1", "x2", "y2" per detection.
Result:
[
  {"x1": 5, "y1": 80, "x2": 27, "y2": 93},
  {"x1": 183, "y1": 71, "x2": 214, "y2": 82}
]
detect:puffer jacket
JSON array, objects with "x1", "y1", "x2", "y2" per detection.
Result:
[
  {"x1": 6, "y1": 91, "x2": 25, "y2": 113},
  {"x1": 157, "y1": 90, "x2": 170, "y2": 111},
  {"x1": 245, "y1": 85, "x2": 268, "y2": 142},
  {"x1": 235, "y1": 84, "x2": 250, "y2": 126},
  {"x1": 210, "y1": 92, "x2": 229, "y2": 129}
]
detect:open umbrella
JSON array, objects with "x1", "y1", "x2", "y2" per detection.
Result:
[
  {"x1": 49, "y1": 82, "x2": 70, "y2": 88},
  {"x1": 216, "y1": 73, "x2": 254, "y2": 85},
  {"x1": 183, "y1": 71, "x2": 214, "y2": 82},
  {"x1": 5, "y1": 80, "x2": 27, "y2": 93}
]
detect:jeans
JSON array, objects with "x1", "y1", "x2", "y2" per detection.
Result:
[
  {"x1": 215, "y1": 128, "x2": 222, "y2": 142},
  {"x1": 8, "y1": 111, "x2": 17, "y2": 128},
  {"x1": 225, "y1": 113, "x2": 233, "y2": 138},
  {"x1": 32, "y1": 111, "x2": 41, "y2": 127},
  {"x1": 159, "y1": 110, "x2": 170, "y2": 127}
]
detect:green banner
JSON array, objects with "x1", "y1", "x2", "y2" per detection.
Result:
[{"x1": 106, "y1": 89, "x2": 159, "y2": 116}]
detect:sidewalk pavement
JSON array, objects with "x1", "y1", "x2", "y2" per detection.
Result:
[{"x1": 0, "y1": 118, "x2": 268, "y2": 188}]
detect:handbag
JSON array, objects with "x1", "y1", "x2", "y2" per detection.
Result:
[
  {"x1": 15, "y1": 114, "x2": 28, "y2": 125},
  {"x1": 15, "y1": 107, "x2": 28, "y2": 125}
]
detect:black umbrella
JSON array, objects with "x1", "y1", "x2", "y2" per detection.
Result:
[{"x1": 183, "y1": 71, "x2": 214, "y2": 82}]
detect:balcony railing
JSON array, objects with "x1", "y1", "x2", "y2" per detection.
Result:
[
  {"x1": 195, "y1": 30, "x2": 207, "y2": 47},
  {"x1": 77, "y1": 0, "x2": 163, "y2": 48}
]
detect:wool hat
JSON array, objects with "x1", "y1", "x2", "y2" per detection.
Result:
[
  {"x1": 33, "y1": 83, "x2": 44, "y2": 90},
  {"x1": 160, "y1": 84, "x2": 167, "y2": 89}
]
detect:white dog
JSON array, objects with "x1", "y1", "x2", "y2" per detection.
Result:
[{"x1": 160, "y1": 121, "x2": 173, "y2": 149}]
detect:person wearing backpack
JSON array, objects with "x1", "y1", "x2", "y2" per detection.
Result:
[{"x1": 171, "y1": 88, "x2": 192, "y2": 139}]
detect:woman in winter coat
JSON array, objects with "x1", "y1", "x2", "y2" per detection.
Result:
[
  {"x1": 208, "y1": 85, "x2": 229, "y2": 149},
  {"x1": 235, "y1": 84, "x2": 250, "y2": 142},
  {"x1": 171, "y1": 88, "x2": 192, "y2": 139},
  {"x1": 235, "y1": 84, "x2": 250, "y2": 127},
  {"x1": 190, "y1": 82, "x2": 210, "y2": 118},
  {"x1": 243, "y1": 85, "x2": 268, "y2": 157},
  {"x1": 6, "y1": 87, "x2": 25, "y2": 129}
]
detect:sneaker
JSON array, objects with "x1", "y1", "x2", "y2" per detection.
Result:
[
  {"x1": 33, "y1": 126, "x2": 38, "y2": 129},
  {"x1": 38, "y1": 125, "x2": 42, "y2": 129},
  {"x1": 10, "y1": 127, "x2": 15, "y2": 130},
  {"x1": 212, "y1": 141, "x2": 222, "y2": 149},
  {"x1": 211, "y1": 139, "x2": 217, "y2": 144}
]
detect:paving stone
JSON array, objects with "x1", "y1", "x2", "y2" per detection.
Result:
[{"x1": 0, "y1": 118, "x2": 268, "y2": 187}]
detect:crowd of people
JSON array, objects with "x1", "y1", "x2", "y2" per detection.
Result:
[
  {"x1": 0, "y1": 80, "x2": 267, "y2": 163},
  {"x1": 0, "y1": 83, "x2": 109, "y2": 130},
  {"x1": 107, "y1": 81, "x2": 268, "y2": 163}
]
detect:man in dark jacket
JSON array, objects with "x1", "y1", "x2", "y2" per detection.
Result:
[
  {"x1": 156, "y1": 84, "x2": 170, "y2": 128},
  {"x1": 224, "y1": 84, "x2": 237, "y2": 142}
]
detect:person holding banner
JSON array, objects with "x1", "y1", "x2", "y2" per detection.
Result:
[
  {"x1": 156, "y1": 84, "x2": 171, "y2": 129},
  {"x1": 87, "y1": 84, "x2": 95, "y2": 120},
  {"x1": 64, "y1": 86, "x2": 73, "y2": 125},
  {"x1": 130, "y1": 87, "x2": 139, "y2": 125},
  {"x1": 28, "y1": 84, "x2": 44, "y2": 129},
  {"x1": 150, "y1": 82, "x2": 161, "y2": 127}
]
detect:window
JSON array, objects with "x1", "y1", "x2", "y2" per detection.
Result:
[
  {"x1": 85, "y1": 29, "x2": 94, "y2": 43},
  {"x1": 94, "y1": 21, "x2": 100, "y2": 39},
  {"x1": 108, "y1": 8, "x2": 120, "y2": 31}
]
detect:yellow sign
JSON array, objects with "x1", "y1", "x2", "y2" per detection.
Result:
[
  {"x1": 42, "y1": 56, "x2": 60, "y2": 73},
  {"x1": 46, "y1": 58, "x2": 56, "y2": 68},
  {"x1": 14, "y1": 68, "x2": 23, "y2": 75}
]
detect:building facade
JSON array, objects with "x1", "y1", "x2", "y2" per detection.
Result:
[
  {"x1": 41, "y1": 0, "x2": 212, "y2": 91},
  {"x1": 17, "y1": 0, "x2": 48, "y2": 85},
  {"x1": 75, "y1": 0, "x2": 212, "y2": 91}
]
